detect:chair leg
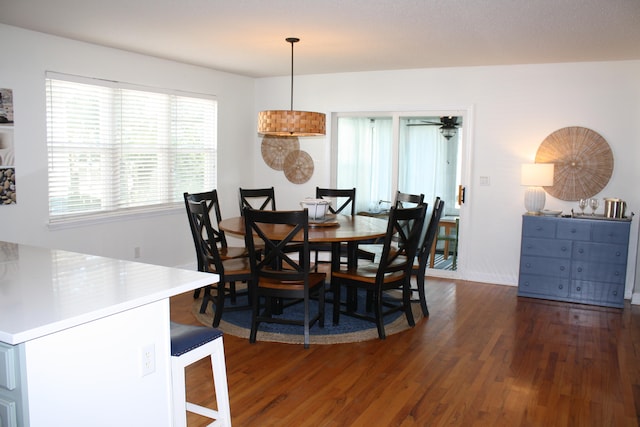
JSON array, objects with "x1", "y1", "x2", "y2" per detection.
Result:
[
  {"x1": 200, "y1": 285, "x2": 212, "y2": 313},
  {"x1": 373, "y1": 292, "x2": 386, "y2": 340},
  {"x1": 416, "y1": 274, "x2": 429, "y2": 317},
  {"x1": 332, "y1": 282, "x2": 341, "y2": 325},
  {"x1": 249, "y1": 292, "x2": 260, "y2": 344},
  {"x1": 212, "y1": 283, "x2": 226, "y2": 328},
  {"x1": 404, "y1": 281, "x2": 416, "y2": 327}
]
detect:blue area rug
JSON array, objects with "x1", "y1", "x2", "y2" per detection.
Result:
[{"x1": 193, "y1": 288, "x2": 423, "y2": 345}]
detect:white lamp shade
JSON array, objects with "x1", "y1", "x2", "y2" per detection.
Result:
[{"x1": 521, "y1": 163, "x2": 555, "y2": 186}]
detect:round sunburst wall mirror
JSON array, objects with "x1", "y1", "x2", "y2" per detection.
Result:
[{"x1": 535, "y1": 126, "x2": 613, "y2": 201}]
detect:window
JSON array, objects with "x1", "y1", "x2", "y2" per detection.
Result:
[
  {"x1": 46, "y1": 72, "x2": 217, "y2": 226},
  {"x1": 335, "y1": 114, "x2": 462, "y2": 215}
]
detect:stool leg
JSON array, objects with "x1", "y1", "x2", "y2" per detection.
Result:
[
  {"x1": 211, "y1": 338, "x2": 232, "y2": 426},
  {"x1": 171, "y1": 357, "x2": 188, "y2": 427}
]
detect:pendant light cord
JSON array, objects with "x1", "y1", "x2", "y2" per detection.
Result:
[{"x1": 286, "y1": 37, "x2": 299, "y2": 111}]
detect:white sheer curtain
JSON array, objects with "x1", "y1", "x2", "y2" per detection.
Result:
[
  {"x1": 336, "y1": 117, "x2": 393, "y2": 213},
  {"x1": 398, "y1": 120, "x2": 449, "y2": 207}
]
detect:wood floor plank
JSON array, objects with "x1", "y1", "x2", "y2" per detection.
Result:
[{"x1": 170, "y1": 278, "x2": 640, "y2": 426}]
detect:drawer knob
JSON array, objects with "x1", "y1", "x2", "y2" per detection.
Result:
[
  {"x1": 576, "y1": 286, "x2": 581, "y2": 292},
  {"x1": 536, "y1": 226, "x2": 542, "y2": 231},
  {"x1": 558, "y1": 284, "x2": 563, "y2": 289},
  {"x1": 577, "y1": 267, "x2": 583, "y2": 272},
  {"x1": 561, "y1": 247, "x2": 567, "y2": 252},
  {"x1": 560, "y1": 266, "x2": 565, "y2": 271},
  {"x1": 571, "y1": 228, "x2": 577, "y2": 234},
  {"x1": 613, "y1": 290, "x2": 618, "y2": 296},
  {"x1": 615, "y1": 271, "x2": 620, "y2": 276},
  {"x1": 616, "y1": 251, "x2": 621, "y2": 256}
]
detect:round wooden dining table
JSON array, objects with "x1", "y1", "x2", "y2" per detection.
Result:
[
  {"x1": 219, "y1": 214, "x2": 388, "y2": 319},
  {"x1": 219, "y1": 214, "x2": 388, "y2": 247}
]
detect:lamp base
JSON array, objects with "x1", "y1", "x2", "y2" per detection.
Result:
[{"x1": 524, "y1": 186, "x2": 546, "y2": 214}]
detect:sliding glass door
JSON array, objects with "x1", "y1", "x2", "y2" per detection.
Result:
[{"x1": 333, "y1": 111, "x2": 465, "y2": 271}]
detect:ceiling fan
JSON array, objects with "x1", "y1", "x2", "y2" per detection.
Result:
[{"x1": 407, "y1": 116, "x2": 462, "y2": 140}]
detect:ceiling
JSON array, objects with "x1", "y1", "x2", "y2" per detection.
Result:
[{"x1": 1, "y1": 0, "x2": 639, "y2": 78}]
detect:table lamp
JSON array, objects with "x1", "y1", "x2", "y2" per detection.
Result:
[{"x1": 521, "y1": 163, "x2": 554, "y2": 214}]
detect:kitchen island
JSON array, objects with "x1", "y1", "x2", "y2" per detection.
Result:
[{"x1": 0, "y1": 242, "x2": 217, "y2": 426}]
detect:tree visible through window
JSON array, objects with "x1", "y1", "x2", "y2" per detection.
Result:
[{"x1": 46, "y1": 72, "x2": 217, "y2": 224}]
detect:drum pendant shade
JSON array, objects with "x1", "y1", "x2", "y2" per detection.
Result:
[{"x1": 258, "y1": 38, "x2": 326, "y2": 137}]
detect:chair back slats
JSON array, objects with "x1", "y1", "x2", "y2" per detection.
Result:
[
  {"x1": 184, "y1": 190, "x2": 228, "y2": 252},
  {"x1": 419, "y1": 198, "x2": 445, "y2": 264},
  {"x1": 394, "y1": 191, "x2": 425, "y2": 208},
  {"x1": 377, "y1": 205, "x2": 427, "y2": 280},
  {"x1": 239, "y1": 187, "x2": 276, "y2": 214},
  {"x1": 243, "y1": 208, "x2": 310, "y2": 282},
  {"x1": 316, "y1": 187, "x2": 356, "y2": 215},
  {"x1": 187, "y1": 199, "x2": 225, "y2": 274}
]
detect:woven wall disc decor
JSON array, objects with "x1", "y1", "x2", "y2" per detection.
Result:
[
  {"x1": 535, "y1": 126, "x2": 613, "y2": 201},
  {"x1": 261, "y1": 135, "x2": 300, "y2": 171},
  {"x1": 283, "y1": 150, "x2": 314, "y2": 184}
]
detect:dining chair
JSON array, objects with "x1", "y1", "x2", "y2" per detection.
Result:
[
  {"x1": 331, "y1": 204, "x2": 426, "y2": 339},
  {"x1": 394, "y1": 191, "x2": 425, "y2": 208},
  {"x1": 184, "y1": 190, "x2": 249, "y2": 300},
  {"x1": 238, "y1": 187, "x2": 276, "y2": 215},
  {"x1": 187, "y1": 199, "x2": 253, "y2": 327},
  {"x1": 411, "y1": 197, "x2": 444, "y2": 316},
  {"x1": 316, "y1": 187, "x2": 356, "y2": 215},
  {"x1": 243, "y1": 207, "x2": 326, "y2": 348},
  {"x1": 312, "y1": 187, "x2": 374, "y2": 270}
]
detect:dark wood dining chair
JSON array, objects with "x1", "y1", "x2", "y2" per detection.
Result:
[
  {"x1": 243, "y1": 208, "x2": 326, "y2": 348},
  {"x1": 184, "y1": 190, "x2": 249, "y2": 299},
  {"x1": 395, "y1": 191, "x2": 425, "y2": 208},
  {"x1": 316, "y1": 187, "x2": 356, "y2": 215},
  {"x1": 312, "y1": 187, "x2": 374, "y2": 270},
  {"x1": 411, "y1": 197, "x2": 444, "y2": 316},
  {"x1": 186, "y1": 199, "x2": 253, "y2": 327},
  {"x1": 331, "y1": 204, "x2": 426, "y2": 339},
  {"x1": 238, "y1": 187, "x2": 276, "y2": 215}
]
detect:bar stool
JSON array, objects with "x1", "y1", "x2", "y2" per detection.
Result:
[{"x1": 170, "y1": 322, "x2": 232, "y2": 427}]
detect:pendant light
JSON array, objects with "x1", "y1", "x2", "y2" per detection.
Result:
[{"x1": 257, "y1": 37, "x2": 326, "y2": 136}]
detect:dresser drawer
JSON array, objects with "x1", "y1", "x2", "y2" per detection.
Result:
[
  {"x1": 572, "y1": 261, "x2": 626, "y2": 284},
  {"x1": 0, "y1": 397, "x2": 18, "y2": 427},
  {"x1": 522, "y1": 217, "x2": 556, "y2": 238},
  {"x1": 573, "y1": 242, "x2": 628, "y2": 264},
  {"x1": 592, "y1": 222, "x2": 630, "y2": 245},
  {"x1": 557, "y1": 221, "x2": 591, "y2": 241},
  {"x1": 521, "y1": 237, "x2": 571, "y2": 258},
  {"x1": 518, "y1": 274, "x2": 570, "y2": 298},
  {"x1": 570, "y1": 280, "x2": 624, "y2": 307},
  {"x1": 520, "y1": 256, "x2": 570, "y2": 278},
  {"x1": 0, "y1": 344, "x2": 16, "y2": 391}
]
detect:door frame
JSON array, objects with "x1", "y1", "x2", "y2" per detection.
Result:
[{"x1": 330, "y1": 106, "x2": 474, "y2": 278}]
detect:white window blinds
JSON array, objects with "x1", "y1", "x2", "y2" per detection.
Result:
[{"x1": 46, "y1": 73, "x2": 217, "y2": 225}]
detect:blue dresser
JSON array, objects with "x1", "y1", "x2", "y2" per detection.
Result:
[{"x1": 518, "y1": 215, "x2": 630, "y2": 308}]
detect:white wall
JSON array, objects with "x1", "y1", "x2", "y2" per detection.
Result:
[
  {"x1": 0, "y1": 24, "x2": 255, "y2": 268},
  {"x1": 2, "y1": 23, "x2": 639, "y2": 301},
  {"x1": 255, "y1": 61, "x2": 640, "y2": 298}
]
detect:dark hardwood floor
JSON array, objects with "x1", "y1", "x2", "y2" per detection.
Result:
[{"x1": 170, "y1": 277, "x2": 640, "y2": 426}]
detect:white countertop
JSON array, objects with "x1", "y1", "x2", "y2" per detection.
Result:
[{"x1": 0, "y1": 242, "x2": 218, "y2": 345}]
